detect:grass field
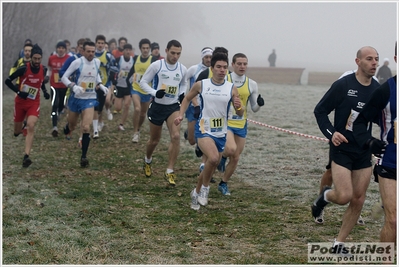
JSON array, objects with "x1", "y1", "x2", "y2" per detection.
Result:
[{"x1": 2, "y1": 83, "x2": 384, "y2": 264}]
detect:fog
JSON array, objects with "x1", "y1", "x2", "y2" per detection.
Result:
[{"x1": 2, "y1": 2, "x2": 397, "y2": 80}]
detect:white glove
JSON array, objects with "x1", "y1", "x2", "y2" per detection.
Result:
[
  {"x1": 72, "y1": 85, "x2": 85, "y2": 95},
  {"x1": 99, "y1": 84, "x2": 109, "y2": 95}
]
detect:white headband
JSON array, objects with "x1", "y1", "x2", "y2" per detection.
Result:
[{"x1": 201, "y1": 48, "x2": 213, "y2": 59}]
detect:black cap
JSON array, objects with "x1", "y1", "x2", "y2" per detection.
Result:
[
  {"x1": 24, "y1": 38, "x2": 32, "y2": 44},
  {"x1": 151, "y1": 42, "x2": 160, "y2": 51},
  {"x1": 31, "y1": 44, "x2": 42, "y2": 56},
  {"x1": 56, "y1": 41, "x2": 67, "y2": 49}
]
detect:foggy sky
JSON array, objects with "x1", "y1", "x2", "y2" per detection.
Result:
[{"x1": 2, "y1": 1, "x2": 397, "y2": 76}]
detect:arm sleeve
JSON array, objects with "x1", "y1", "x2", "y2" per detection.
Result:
[
  {"x1": 61, "y1": 59, "x2": 80, "y2": 87},
  {"x1": 248, "y1": 79, "x2": 260, "y2": 112},
  {"x1": 139, "y1": 61, "x2": 161, "y2": 97},
  {"x1": 195, "y1": 69, "x2": 208, "y2": 82},
  {"x1": 314, "y1": 80, "x2": 345, "y2": 140},
  {"x1": 59, "y1": 56, "x2": 74, "y2": 78},
  {"x1": 179, "y1": 66, "x2": 188, "y2": 95},
  {"x1": 5, "y1": 66, "x2": 26, "y2": 93},
  {"x1": 353, "y1": 86, "x2": 390, "y2": 147}
]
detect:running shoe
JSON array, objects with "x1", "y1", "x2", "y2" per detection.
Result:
[
  {"x1": 311, "y1": 186, "x2": 331, "y2": 219},
  {"x1": 198, "y1": 186, "x2": 209, "y2": 206},
  {"x1": 195, "y1": 145, "x2": 203, "y2": 157},
  {"x1": 314, "y1": 210, "x2": 324, "y2": 224},
  {"x1": 98, "y1": 121, "x2": 104, "y2": 132},
  {"x1": 106, "y1": 109, "x2": 113, "y2": 120},
  {"x1": 357, "y1": 215, "x2": 365, "y2": 226},
  {"x1": 52, "y1": 126, "x2": 58, "y2": 137},
  {"x1": 113, "y1": 110, "x2": 118, "y2": 114},
  {"x1": 80, "y1": 158, "x2": 89, "y2": 168},
  {"x1": 22, "y1": 157, "x2": 32, "y2": 168},
  {"x1": 199, "y1": 163, "x2": 204, "y2": 173},
  {"x1": 164, "y1": 172, "x2": 176, "y2": 186},
  {"x1": 93, "y1": 132, "x2": 99, "y2": 139},
  {"x1": 132, "y1": 133, "x2": 139, "y2": 143},
  {"x1": 190, "y1": 189, "x2": 200, "y2": 210},
  {"x1": 218, "y1": 182, "x2": 231, "y2": 195},
  {"x1": 118, "y1": 124, "x2": 125, "y2": 131},
  {"x1": 143, "y1": 161, "x2": 152, "y2": 177},
  {"x1": 217, "y1": 156, "x2": 227, "y2": 172}
]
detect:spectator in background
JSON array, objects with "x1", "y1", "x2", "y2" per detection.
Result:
[
  {"x1": 268, "y1": 49, "x2": 276, "y2": 67},
  {"x1": 151, "y1": 42, "x2": 164, "y2": 60},
  {"x1": 376, "y1": 58, "x2": 392, "y2": 84}
]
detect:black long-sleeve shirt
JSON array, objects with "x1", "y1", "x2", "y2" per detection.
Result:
[
  {"x1": 314, "y1": 73, "x2": 380, "y2": 153},
  {"x1": 5, "y1": 64, "x2": 47, "y2": 93}
]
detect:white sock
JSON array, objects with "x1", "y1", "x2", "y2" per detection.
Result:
[
  {"x1": 93, "y1": 119, "x2": 98, "y2": 132},
  {"x1": 166, "y1": 168, "x2": 174, "y2": 174},
  {"x1": 324, "y1": 189, "x2": 332, "y2": 202},
  {"x1": 201, "y1": 184, "x2": 210, "y2": 190},
  {"x1": 145, "y1": 156, "x2": 152, "y2": 164},
  {"x1": 333, "y1": 238, "x2": 344, "y2": 247}
]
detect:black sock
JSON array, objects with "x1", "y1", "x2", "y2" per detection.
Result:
[
  {"x1": 219, "y1": 180, "x2": 226, "y2": 186},
  {"x1": 81, "y1": 133, "x2": 90, "y2": 158},
  {"x1": 23, "y1": 154, "x2": 29, "y2": 160},
  {"x1": 64, "y1": 123, "x2": 70, "y2": 135},
  {"x1": 51, "y1": 111, "x2": 58, "y2": 127}
]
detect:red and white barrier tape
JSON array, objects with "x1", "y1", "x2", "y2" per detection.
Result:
[{"x1": 247, "y1": 119, "x2": 329, "y2": 142}]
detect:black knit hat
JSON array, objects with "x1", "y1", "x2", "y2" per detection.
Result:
[
  {"x1": 56, "y1": 41, "x2": 67, "y2": 49},
  {"x1": 151, "y1": 42, "x2": 160, "y2": 51},
  {"x1": 31, "y1": 44, "x2": 42, "y2": 56}
]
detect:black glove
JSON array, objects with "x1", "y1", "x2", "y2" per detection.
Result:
[
  {"x1": 178, "y1": 93, "x2": 185, "y2": 103},
  {"x1": 43, "y1": 91, "x2": 50, "y2": 100},
  {"x1": 17, "y1": 91, "x2": 29, "y2": 99},
  {"x1": 194, "y1": 106, "x2": 200, "y2": 119},
  {"x1": 155, "y1": 90, "x2": 166, "y2": 99},
  {"x1": 366, "y1": 138, "x2": 386, "y2": 156},
  {"x1": 44, "y1": 76, "x2": 49, "y2": 84},
  {"x1": 257, "y1": 94, "x2": 264, "y2": 106}
]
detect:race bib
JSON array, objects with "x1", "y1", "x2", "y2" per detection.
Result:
[
  {"x1": 80, "y1": 81, "x2": 95, "y2": 93},
  {"x1": 199, "y1": 117, "x2": 225, "y2": 133},
  {"x1": 119, "y1": 71, "x2": 129, "y2": 79},
  {"x1": 161, "y1": 84, "x2": 178, "y2": 98},
  {"x1": 21, "y1": 84, "x2": 39, "y2": 100},
  {"x1": 345, "y1": 109, "x2": 359, "y2": 132},
  {"x1": 54, "y1": 73, "x2": 60, "y2": 83},
  {"x1": 133, "y1": 73, "x2": 142, "y2": 83}
]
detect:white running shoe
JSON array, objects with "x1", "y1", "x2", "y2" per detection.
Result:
[
  {"x1": 106, "y1": 109, "x2": 113, "y2": 121},
  {"x1": 98, "y1": 121, "x2": 104, "y2": 132},
  {"x1": 198, "y1": 186, "x2": 209, "y2": 206},
  {"x1": 314, "y1": 210, "x2": 324, "y2": 224},
  {"x1": 93, "y1": 132, "x2": 99, "y2": 139},
  {"x1": 190, "y1": 189, "x2": 200, "y2": 210},
  {"x1": 118, "y1": 124, "x2": 125, "y2": 131},
  {"x1": 132, "y1": 132, "x2": 139, "y2": 143}
]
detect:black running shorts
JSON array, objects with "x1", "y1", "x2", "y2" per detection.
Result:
[
  {"x1": 147, "y1": 101, "x2": 180, "y2": 126},
  {"x1": 331, "y1": 146, "x2": 372, "y2": 171}
]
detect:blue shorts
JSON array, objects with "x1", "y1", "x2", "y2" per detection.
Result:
[
  {"x1": 185, "y1": 105, "x2": 198, "y2": 122},
  {"x1": 68, "y1": 94, "x2": 98, "y2": 113},
  {"x1": 227, "y1": 124, "x2": 248, "y2": 138},
  {"x1": 195, "y1": 127, "x2": 226, "y2": 152},
  {"x1": 132, "y1": 89, "x2": 152, "y2": 103}
]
